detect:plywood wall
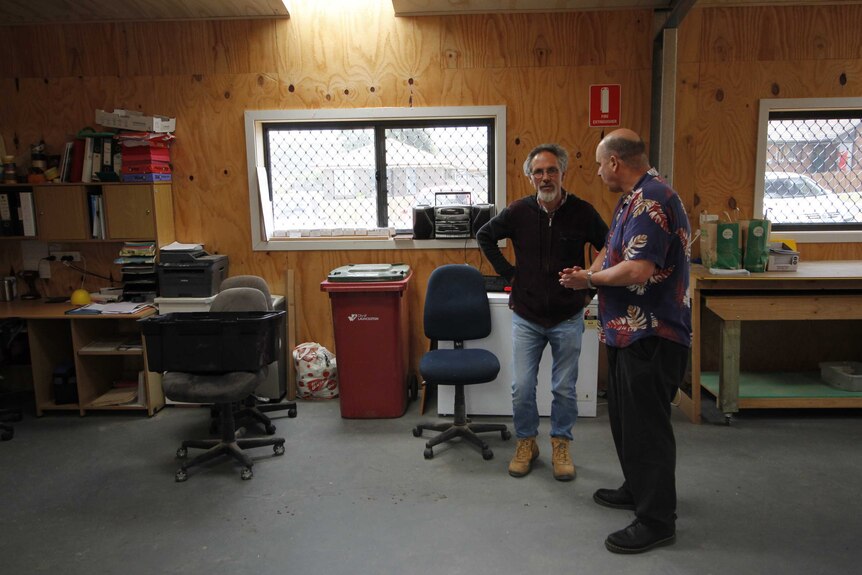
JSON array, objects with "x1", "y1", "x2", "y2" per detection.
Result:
[
  {"x1": 1, "y1": 1, "x2": 860, "y2": 372},
  {"x1": 675, "y1": 4, "x2": 862, "y2": 262}
]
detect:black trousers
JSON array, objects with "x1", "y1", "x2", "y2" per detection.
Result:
[{"x1": 606, "y1": 337, "x2": 689, "y2": 531}]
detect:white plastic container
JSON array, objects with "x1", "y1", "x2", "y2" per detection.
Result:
[{"x1": 819, "y1": 362, "x2": 862, "y2": 392}]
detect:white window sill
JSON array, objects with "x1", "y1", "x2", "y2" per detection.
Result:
[
  {"x1": 771, "y1": 229, "x2": 862, "y2": 244},
  {"x1": 253, "y1": 237, "x2": 491, "y2": 252}
]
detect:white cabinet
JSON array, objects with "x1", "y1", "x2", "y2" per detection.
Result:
[{"x1": 438, "y1": 293, "x2": 598, "y2": 417}]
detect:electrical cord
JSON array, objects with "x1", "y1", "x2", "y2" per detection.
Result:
[{"x1": 61, "y1": 260, "x2": 119, "y2": 284}]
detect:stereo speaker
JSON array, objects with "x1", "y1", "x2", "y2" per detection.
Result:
[
  {"x1": 471, "y1": 204, "x2": 494, "y2": 237},
  {"x1": 412, "y1": 205, "x2": 435, "y2": 239}
]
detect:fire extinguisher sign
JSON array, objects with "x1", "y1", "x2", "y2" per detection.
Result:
[{"x1": 589, "y1": 84, "x2": 621, "y2": 128}]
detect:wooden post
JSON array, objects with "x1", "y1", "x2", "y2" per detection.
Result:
[{"x1": 285, "y1": 268, "x2": 298, "y2": 400}]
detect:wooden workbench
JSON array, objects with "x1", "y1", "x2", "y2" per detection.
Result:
[{"x1": 678, "y1": 261, "x2": 862, "y2": 424}]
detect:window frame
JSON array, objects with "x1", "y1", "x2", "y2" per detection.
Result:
[
  {"x1": 244, "y1": 105, "x2": 507, "y2": 252},
  {"x1": 755, "y1": 97, "x2": 862, "y2": 244}
]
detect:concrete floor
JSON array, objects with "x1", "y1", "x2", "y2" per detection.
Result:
[{"x1": 2, "y1": 393, "x2": 861, "y2": 575}]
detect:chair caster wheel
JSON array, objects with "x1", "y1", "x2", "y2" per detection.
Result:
[
  {"x1": 175, "y1": 469, "x2": 188, "y2": 482},
  {"x1": 288, "y1": 407, "x2": 297, "y2": 418},
  {"x1": 424, "y1": 448, "x2": 434, "y2": 459},
  {"x1": 241, "y1": 467, "x2": 253, "y2": 480},
  {"x1": 274, "y1": 443, "x2": 285, "y2": 456},
  {"x1": 501, "y1": 429, "x2": 512, "y2": 440},
  {"x1": 176, "y1": 447, "x2": 188, "y2": 458},
  {"x1": 412, "y1": 426, "x2": 422, "y2": 437},
  {"x1": 482, "y1": 449, "x2": 494, "y2": 460},
  {"x1": 265, "y1": 424, "x2": 277, "y2": 435}
]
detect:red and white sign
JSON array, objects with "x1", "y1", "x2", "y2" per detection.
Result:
[{"x1": 589, "y1": 84, "x2": 621, "y2": 128}]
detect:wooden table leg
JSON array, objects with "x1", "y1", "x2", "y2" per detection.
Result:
[{"x1": 718, "y1": 318, "x2": 741, "y2": 421}]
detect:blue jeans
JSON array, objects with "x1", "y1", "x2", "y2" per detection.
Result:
[{"x1": 511, "y1": 311, "x2": 584, "y2": 440}]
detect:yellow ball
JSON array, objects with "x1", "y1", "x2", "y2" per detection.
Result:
[{"x1": 70, "y1": 289, "x2": 91, "y2": 305}]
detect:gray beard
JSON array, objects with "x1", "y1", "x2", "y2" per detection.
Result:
[{"x1": 538, "y1": 190, "x2": 558, "y2": 203}]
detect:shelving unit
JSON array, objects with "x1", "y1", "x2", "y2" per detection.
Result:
[
  {"x1": 0, "y1": 180, "x2": 176, "y2": 416},
  {"x1": 0, "y1": 182, "x2": 175, "y2": 246},
  {"x1": 12, "y1": 303, "x2": 164, "y2": 416}
]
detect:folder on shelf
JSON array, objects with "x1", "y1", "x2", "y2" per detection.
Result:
[
  {"x1": 58, "y1": 141, "x2": 74, "y2": 182},
  {"x1": 88, "y1": 193, "x2": 105, "y2": 239},
  {"x1": 89, "y1": 387, "x2": 138, "y2": 407},
  {"x1": 0, "y1": 192, "x2": 13, "y2": 236},
  {"x1": 70, "y1": 138, "x2": 86, "y2": 183},
  {"x1": 81, "y1": 137, "x2": 94, "y2": 183},
  {"x1": 19, "y1": 191, "x2": 36, "y2": 237}
]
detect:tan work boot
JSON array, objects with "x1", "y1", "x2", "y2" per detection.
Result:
[
  {"x1": 550, "y1": 437, "x2": 576, "y2": 482},
  {"x1": 508, "y1": 437, "x2": 539, "y2": 477}
]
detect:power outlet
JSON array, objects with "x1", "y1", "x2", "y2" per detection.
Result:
[
  {"x1": 38, "y1": 259, "x2": 51, "y2": 279},
  {"x1": 50, "y1": 251, "x2": 82, "y2": 262}
]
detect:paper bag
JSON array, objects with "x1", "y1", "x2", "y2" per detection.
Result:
[
  {"x1": 741, "y1": 219, "x2": 771, "y2": 273},
  {"x1": 701, "y1": 218, "x2": 741, "y2": 269}
]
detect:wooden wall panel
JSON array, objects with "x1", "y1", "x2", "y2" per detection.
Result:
[
  {"x1": 3, "y1": 1, "x2": 861, "y2": 376},
  {"x1": 677, "y1": 5, "x2": 862, "y2": 264},
  {"x1": 700, "y1": 5, "x2": 862, "y2": 63}
]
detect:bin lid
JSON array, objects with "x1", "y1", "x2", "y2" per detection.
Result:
[{"x1": 327, "y1": 263, "x2": 411, "y2": 282}]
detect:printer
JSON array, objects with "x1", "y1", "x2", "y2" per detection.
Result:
[{"x1": 157, "y1": 248, "x2": 229, "y2": 298}]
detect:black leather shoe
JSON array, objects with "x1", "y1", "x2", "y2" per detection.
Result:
[
  {"x1": 593, "y1": 487, "x2": 635, "y2": 510},
  {"x1": 605, "y1": 519, "x2": 675, "y2": 554}
]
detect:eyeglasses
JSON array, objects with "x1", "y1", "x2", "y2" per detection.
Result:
[{"x1": 531, "y1": 167, "x2": 561, "y2": 178}]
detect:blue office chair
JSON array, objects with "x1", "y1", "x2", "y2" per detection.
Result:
[
  {"x1": 412, "y1": 264, "x2": 511, "y2": 460},
  {"x1": 160, "y1": 287, "x2": 286, "y2": 481}
]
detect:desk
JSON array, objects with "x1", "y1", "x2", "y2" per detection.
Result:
[
  {"x1": 678, "y1": 261, "x2": 862, "y2": 424},
  {"x1": 0, "y1": 300, "x2": 164, "y2": 416}
]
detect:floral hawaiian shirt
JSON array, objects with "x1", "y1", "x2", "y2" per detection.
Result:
[{"x1": 598, "y1": 169, "x2": 692, "y2": 349}]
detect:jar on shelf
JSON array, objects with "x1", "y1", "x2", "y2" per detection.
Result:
[{"x1": 3, "y1": 155, "x2": 16, "y2": 184}]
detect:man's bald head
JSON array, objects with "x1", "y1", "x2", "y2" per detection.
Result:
[{"x1": 597, "y1": 129, "x2": 649, "y2": 170}]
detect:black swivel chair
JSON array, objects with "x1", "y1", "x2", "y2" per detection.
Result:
[
  {"x1": 412, "y1": 264, "x2": 511, "y2": 460},
  {"x1": 1, "y1": 407, "x2": 22, "y2": 441},
  {"x1": 217, "y1": 275, "x2": 297, "y2": 433},
  {"x1": 159, "y1": 287, "x2": 286, "y2": 481}
]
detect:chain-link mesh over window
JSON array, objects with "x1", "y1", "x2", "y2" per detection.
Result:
[
  {"x1": 264, "y1": 121, "x2": 493, "y2": 234},
  {"x1": 765, "y1": 113, "x2": 862, "y2": 229}
]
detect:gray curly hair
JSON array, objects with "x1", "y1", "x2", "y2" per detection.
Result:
[{"x1": 523, "y1": 143, "x2": 569, "y2": 177}]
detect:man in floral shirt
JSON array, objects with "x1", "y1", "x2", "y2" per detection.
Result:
[{"x1": 560, "y1": 128, "x2": 691, "y2": 554}]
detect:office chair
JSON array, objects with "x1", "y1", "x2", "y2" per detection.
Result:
[
  {"x1": 1, "y1": 407, "x2": 22, "y2": 441},
  {"x1": 412, "y1": 264, "x2": 511, "y2": 460},
  {"x1": 161, "y1": 287, "x2": 286, "y2": 481},
  {"x1": 217, "y1": 275, "x2": 297, "y2": 434}
]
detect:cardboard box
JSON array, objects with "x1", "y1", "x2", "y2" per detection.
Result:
[
  {"x1": 766, "y1": 242, "x2": 800, "y2": 271},
  {"x1": 96, "y1": 109, "x2": 176, "y2": 133}
]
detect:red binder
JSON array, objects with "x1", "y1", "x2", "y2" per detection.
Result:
[{"x1": 70, "y1": 138, "x2": 86, "y2": 183}]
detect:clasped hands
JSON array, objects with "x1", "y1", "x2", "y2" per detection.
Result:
[{"x1": 559, "y1": 266, "x2": 589, "y2": 290}]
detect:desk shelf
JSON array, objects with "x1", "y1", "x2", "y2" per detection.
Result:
[{"x1": 21, "y1": 307, "x2": 164, "y2": 417}]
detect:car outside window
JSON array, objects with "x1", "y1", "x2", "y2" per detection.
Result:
[{"x1": 755, "y1": 98, "x2": 862, "y2": 242}]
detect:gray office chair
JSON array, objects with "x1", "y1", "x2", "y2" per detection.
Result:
[
  {"x1": 412, "y1": 264, "x2": 511, "y2": 460},
  {"x1": 217, "y1": 275, "x2": 297, "y2": 433},
  {"x1": 161, "y1": 287, "x2": 285, "y2": 481}
]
